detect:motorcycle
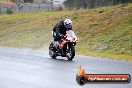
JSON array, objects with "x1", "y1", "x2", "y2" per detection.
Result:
[{"x1": 49, "y1": 30, "x2": 78, "y2": 60}]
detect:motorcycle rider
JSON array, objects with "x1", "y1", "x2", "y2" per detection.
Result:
[{"x1": 52, "y1": 19, "x2": 73, "y2": 56}]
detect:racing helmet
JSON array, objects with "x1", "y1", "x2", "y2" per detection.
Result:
[{"x1": 64, "y1": 19, "x2": 72, "y2": 28}]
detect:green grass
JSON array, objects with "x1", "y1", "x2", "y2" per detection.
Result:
[
  {"x1": 0, "y1": 0, "x2": 8, "y2": 3},
  {"x1": 74, "y1": 4, "x2": 132, "y2": 61},
  {"x1": 0, "y1": 4, "x2": 132, "y2": 61},
  {"x1": 0, "y1": 11, "x2": 74, "y2": 49}
]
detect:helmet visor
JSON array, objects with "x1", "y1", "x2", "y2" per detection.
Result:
[{"x1": 65, "y1": 23, "x2": 72, "y2": 28}]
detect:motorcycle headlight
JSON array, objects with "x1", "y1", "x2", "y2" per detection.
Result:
[
  {"x1": 73, "y1": 37, "x2": 78, "y2": 42},
  {"x1": 67, "y1": 37, "x2": 72, "y2": 41}
]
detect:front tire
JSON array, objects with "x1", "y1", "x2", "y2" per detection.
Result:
[{"x1": 66, "y1": 44, "x2": 75, "y2": 60}]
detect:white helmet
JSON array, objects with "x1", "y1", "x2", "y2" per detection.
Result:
[{"x1": 64, "y1": 19, "x2": 72, "y2": 28}]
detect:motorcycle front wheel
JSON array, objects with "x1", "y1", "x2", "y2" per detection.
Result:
[{"x1": 66, "y1": 44, "x2": 75, "y2": 60}]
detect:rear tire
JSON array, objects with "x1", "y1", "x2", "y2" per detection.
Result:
[
  {"x1": 66, "y1": 44, "x2": 75, "y2": 60},
  {"x1": 49, "y1": 42, "x2": 57, "y2": 59}
]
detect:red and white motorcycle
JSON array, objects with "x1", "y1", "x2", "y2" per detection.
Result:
[{"x1": 49, "y1": 30, "x2": 78, "y2": 60}]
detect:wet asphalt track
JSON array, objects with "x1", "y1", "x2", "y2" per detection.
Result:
[{"x1": 0, "y1": 47, "x2": 132, "y2": 88}]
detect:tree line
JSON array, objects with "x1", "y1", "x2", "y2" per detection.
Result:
[
  {"x1": 64, "y1": 0, "x2": 132, "y2": 9},
  {"x1": 10, "y1": 0, "x2": 33, "y2": 3}
]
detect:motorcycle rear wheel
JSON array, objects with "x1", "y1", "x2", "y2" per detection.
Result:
[{"x1": 49, "y1": 42, "x2": 57, "y2": 59}]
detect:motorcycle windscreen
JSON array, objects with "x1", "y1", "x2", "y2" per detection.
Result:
[{"x1": 66, "y1": 30, "x2": 76, "y2": 37}]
